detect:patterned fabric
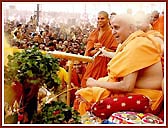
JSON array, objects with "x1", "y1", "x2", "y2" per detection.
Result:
[
  {"x1": 91, "y1": 94, "x2": 149, "y2": 119},
  {"x1": 80, "y1": 111, "x2": 102, "y2": 124},
  {"x1": 74, "y1": 87, "x2": 111, "y2": 115},
  {"x1": 107, "y1": 111, "x2": 163, "y2": 124}
]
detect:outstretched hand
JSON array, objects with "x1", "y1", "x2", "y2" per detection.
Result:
[
  {"x1": 86, "y1": 77, "x2": 97, "y2": 87},
  {"x1": 99, "y1": 47, "x2": 114, "y2": 58},
  {"x1": 99, "y1": 47, "x2": 106, "y2": 57}
]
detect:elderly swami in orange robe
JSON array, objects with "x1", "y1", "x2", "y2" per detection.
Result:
[{"x1": 74, "y1": 14, "x2": 163, "y2": 116}]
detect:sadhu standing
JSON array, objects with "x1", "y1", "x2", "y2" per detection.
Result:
[{"x1": 81, "y1": 11, "x2": 118, "y2": 87}]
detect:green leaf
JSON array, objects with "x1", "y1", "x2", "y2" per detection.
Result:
[
  {"x1": 26, "y1": 70, "x2": 33, "y2": 77},
  {"x1": 5, "y1": 47, "x2": 60, "y2": 89},
  {"x1": 32, "y1": 101, "x2": 81, "y2": 124}
]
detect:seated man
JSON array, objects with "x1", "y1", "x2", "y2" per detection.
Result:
[{"x1": 74, "y1": 14, "x2": 163, "y2": 116}]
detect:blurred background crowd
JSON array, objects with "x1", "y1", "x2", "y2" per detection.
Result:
[{"x1": 3, "y1": 2, "x2": 165, "y2": 68}]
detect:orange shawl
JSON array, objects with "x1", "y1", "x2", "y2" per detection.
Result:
[
  {"x1": 152, "y1": 15, "x2": 164, "y2": 36},
  {"x1": 146, "y1": 30, "x2": 164, "y2": 75},
  {"x1": 107, "y1": 30, "x2": 161, "y2": 82},
  {"x1": 75, "y1": 30, "x2": 163, "y2": 115},
  {"x1": 81, "y1": 27, "x2": 117, "y2": 87}
]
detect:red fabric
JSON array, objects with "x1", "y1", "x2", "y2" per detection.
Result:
[
  {"x1": 70, "y1": 66, "x2": 86, "y2": 104},
  {"x1": 12, "y1": 81, "x2": 23, "y2": 104},
  {"x1": 70, "y1": 89, "x2": 77, "y2": 104},
  {"x1": 91, "y1": 94, "x2": 149, "y2": 119},
  {"x1": 151, "y1": 101, "x2": 164, "y2": 120},
  {"x1": 158, "y1": 108, "x2": 164, "y2": 121},
  {"x1": 81, "y1": 63, "x2": 86, "y2": 78},
  {"x1": 73, "y1": 98, "x2": 79, "y2": 110},
  {"x1": 71, "y1": 69, "x2": 81, "y2": 87},
  {"x1": 71, "y1": 64, "x2": 86, "y2": 87}
]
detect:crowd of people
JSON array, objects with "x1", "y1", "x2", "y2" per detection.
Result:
[
  {"x1": 4, "y1": 8, "x2": 165, "y2": 123},
  {"x1": 4, "y1": 9, "x2": 164, "y2": 67},
  {"x1": 4, "y1": 16, "x2": 95, "y2": 55}
]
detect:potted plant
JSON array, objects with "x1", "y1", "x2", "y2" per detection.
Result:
[
  {"x1": 32, "y1": 101, "x2": 81, "y2": 124},
  {"x1": 5, "y1": 47, "x2": 61, "y2": 123}
]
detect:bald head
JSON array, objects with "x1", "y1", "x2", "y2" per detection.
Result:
[
  {"x1": 112, "y1": 14, "x2": 137, "y2": 27},
  {"x1": 97, "y1": 11, "x2": 110, "y2": 28},
  {"x1": 110, "y1": 14, "x2": 137, "y2": 44},
  {"x1": 98, "y1": 11, "x2": 109, "y2": 19}
]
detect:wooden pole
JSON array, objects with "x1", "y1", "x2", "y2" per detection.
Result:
[
  {"x1": 37, "y1": 4, "x2": 39, "y2": 26},
  {"x1": 67, "y1": 60, "x2": 73, "y2": 106}
]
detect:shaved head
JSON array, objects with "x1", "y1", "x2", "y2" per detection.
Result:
[
  {"x1": 98, "y1": 11, "x2": 109, "y2": 19},
  {"x1": 112, "y1": 14, "x2": 137, "y2": 27},
  {"x1": 97, "y1": 11, "x2": 110, "y2": 28},
  {"x1": 110, "y1": 14, "x2": 137, "y2": 44}
]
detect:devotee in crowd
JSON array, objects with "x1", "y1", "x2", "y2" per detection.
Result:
[
  {"x1": 151, "y1": 10, "x2": 164, "y2": 36},
  {"x1": 12, "y1": 23, "x2": 22, "y2": 38},
  {"x1": 81, "y1": 11, "x2": 118, "y2": 87},
  {"x1": 109, "y1": 12, "x2": 117, "y2": 25},
  {"x1": 70, "y1": 60, "x2": 86, "y2": 105},
  {"x1": 74, "y1": 14, "x2": 163, "y2": 117}
]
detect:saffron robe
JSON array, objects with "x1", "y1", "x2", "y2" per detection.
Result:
[
  {"x1": 81, "y1": 27, "x2": 118, "y2": 87},
  {"x1": 152, "y1": 15, "x2": 164, "y2": 36},
  {"x1": 146, "y1": 30, "x2": 164, "y2": 75},
  {"x1": 75, "y1": 30, "x2": 163, "y2": 115}
]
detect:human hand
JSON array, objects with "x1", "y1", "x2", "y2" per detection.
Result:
[
  {"x1": 86, "y1": 77, "x2": 97, "y2": 87},
  {"x1": 99, "y1": 47, "x2": 114, "y2": 58},
  {"x1": 99, "y1": 47, "x2": 106, "y2": 56},
  {"x1": 94, "y1": 43, "x2": 102, "y2": 50}
]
